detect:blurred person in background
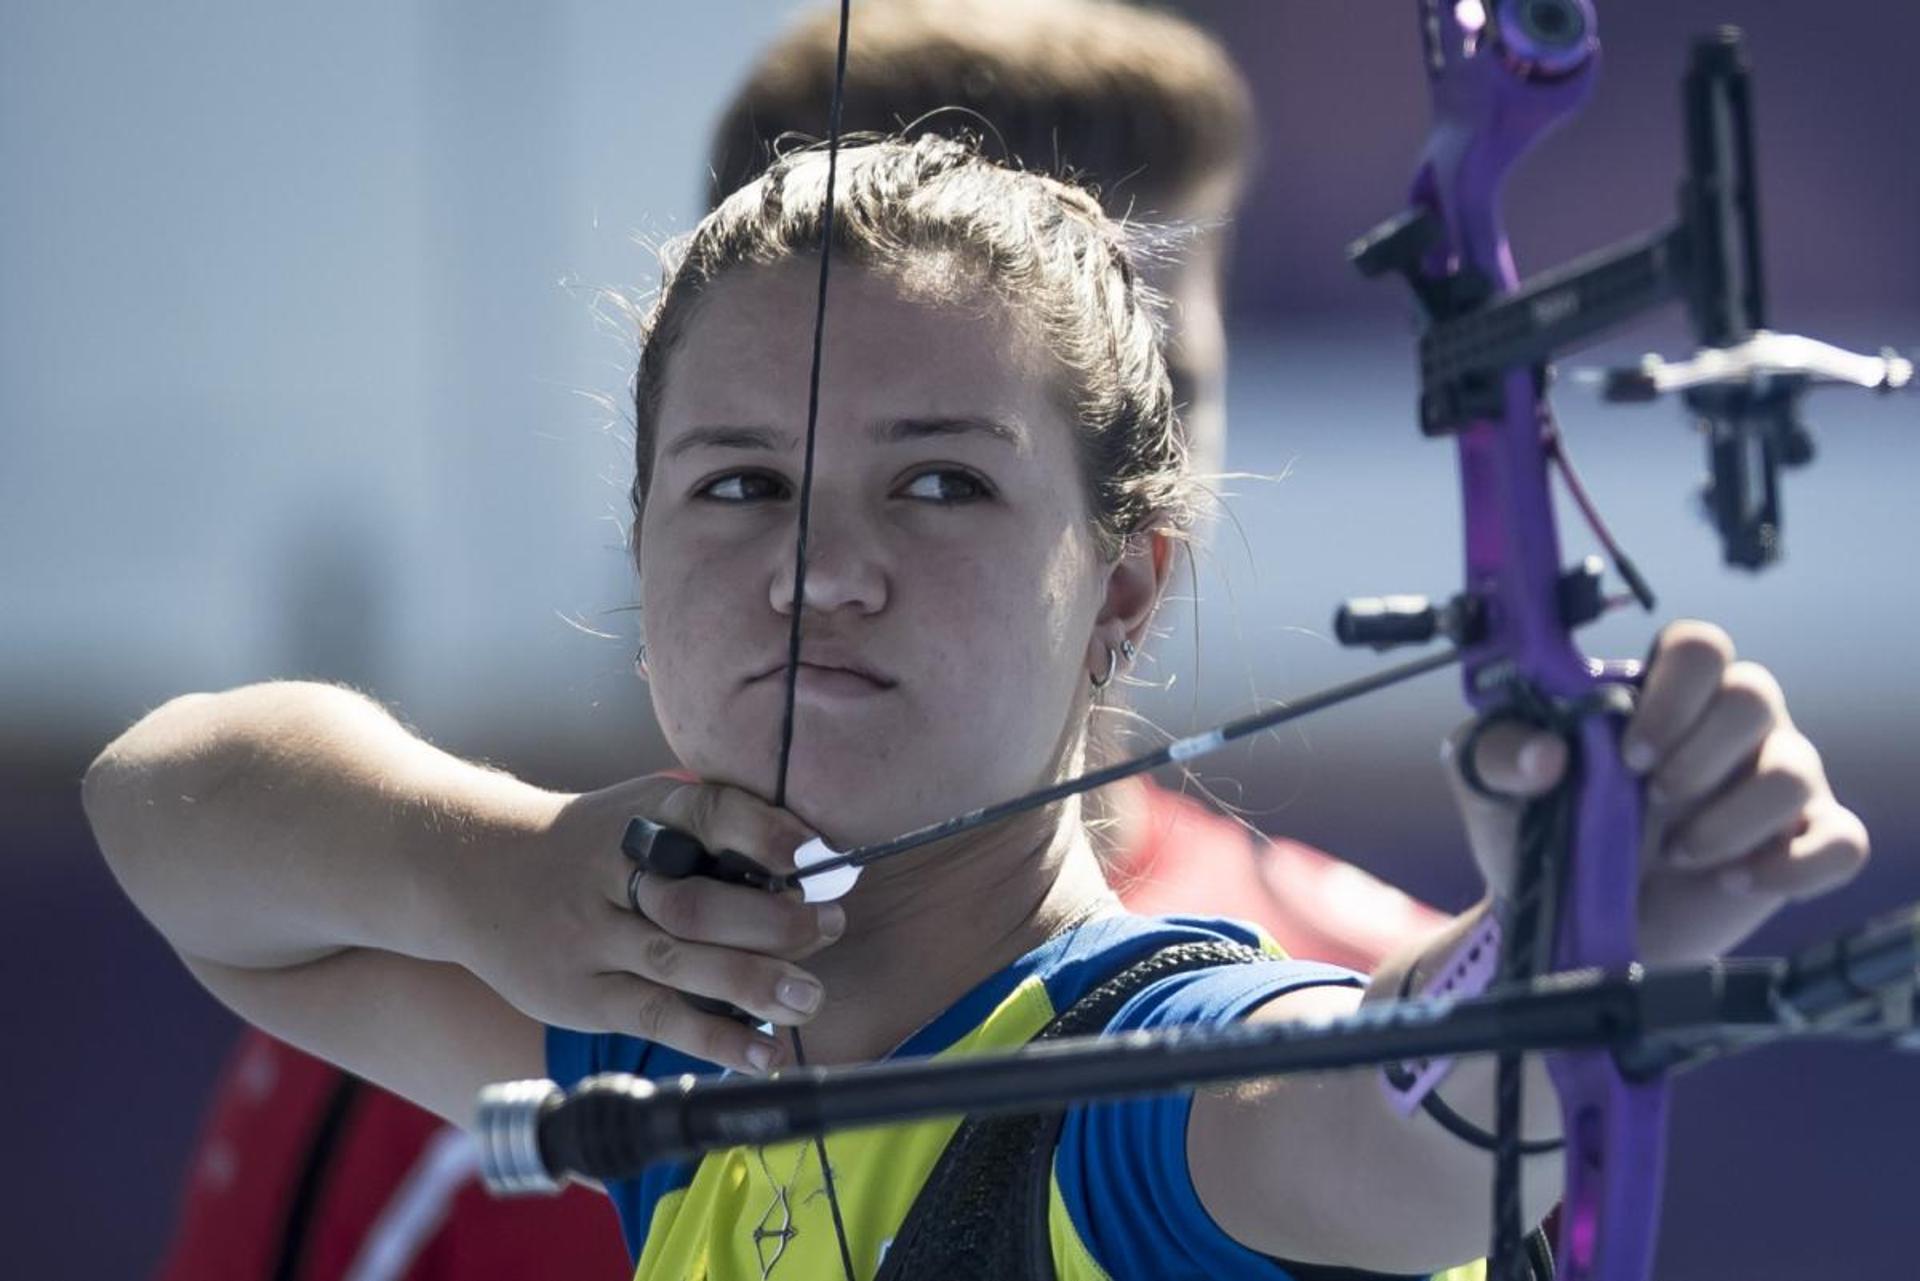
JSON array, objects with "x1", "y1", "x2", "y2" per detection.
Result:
[{"x1": 140, "y1": 4, "x2": 1440, "y2": 1278}]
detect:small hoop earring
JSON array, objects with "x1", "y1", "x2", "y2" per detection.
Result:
[
  {"x1": 634, "y1": 642, "x2": 648, "y2": 678},
  {"x1": 1090, "y1": 645, "x2": 1118, "y2": 690},
  {"x1": 1121, "y1": 638, "x2": 1137, "y2": 662}
]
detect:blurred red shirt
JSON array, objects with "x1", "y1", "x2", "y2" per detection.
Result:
[{"x1": 154, "y1": 780, "x2": 1444, "y2": 1280}]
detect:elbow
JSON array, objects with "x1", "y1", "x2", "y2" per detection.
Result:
[
  {"x1": 84, "y1": 690, "x2": 233, "y2": 873},
  {"x1": 84, "y1": 679, "x2": 379, "y2": 876}
]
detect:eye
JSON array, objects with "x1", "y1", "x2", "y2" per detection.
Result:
[
  {"x1": 897, "y1": 467, "x2": 994, "y2": 504},
  {"x1": 696, "y1": 470, "x2": 791, "y2": 503}
]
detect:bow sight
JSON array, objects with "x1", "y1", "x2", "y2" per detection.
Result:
[{"x1": 1350, "y1": 23, "x2": 1910, "y2": 582}]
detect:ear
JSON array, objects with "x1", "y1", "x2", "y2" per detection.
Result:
[{"x1": 1091, "y1": 529, "x2": 1175, "y2": 674}]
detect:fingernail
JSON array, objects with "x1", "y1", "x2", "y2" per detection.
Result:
[
  {"x1": 745, "y1": 1039, "x2": 776, "y2": 1073},
  {"x1": 817, "y1": 903, "x2": 846, "y2": 941},
  {"x1": 778, "y1": 976, "x2": 822, "y2": 1015},
  {"x1": 1519, "y1": 739, "x2": 1552, "y2": 782},
  {"x1": 1623, "y1": 740, "x2": 1657, "y2": 774}
]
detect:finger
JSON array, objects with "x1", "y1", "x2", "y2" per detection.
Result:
[
  {"x1": 643, "y1": 779, "x2": 817, "y2": 875},
  {"x1": 1664, "y1": 732, "x2": 1820, "y2": 872},
  {"x1": 1446, "y1": 719, "x2": 1569, "y2": 800},
  {"x1": 1621, "y1": 621, "x2": 1733, "y2": 774},
  {"x1": 1646, "y1": 661, "x2": 1783, "y2": 807},
  {"x1": 1442, "y1": 719, "x2": 1568, "y2": 894},
  {"x1": 607, "y1": 913, "x2": 826, "y2": 1028},
  {"x1": 1635, "y1": 861, "x2": 1784, "y2": 968},
  {"x1": 630, "y1": 866, "x2": 845, "y2": 959},
  {"x1": 1717, "y1": 802, "x2": 1870, "y2": 903},
  {"x1": 596, "y1": 972, "x2": 789, "y2": 1075}
]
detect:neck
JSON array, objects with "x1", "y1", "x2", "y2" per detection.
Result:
[{"x1": 793, "y1": 803, "x2": 1121, "y2": 1065}]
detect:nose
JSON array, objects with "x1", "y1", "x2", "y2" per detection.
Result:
[{"x1": 768, "y1": 510, "x2": 889, "y2": 617}]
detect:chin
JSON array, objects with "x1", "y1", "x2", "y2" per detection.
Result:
[
  {"x1": 785, "y1": 755, "x2": 1033, "y2": 852},
  {"x1": 775, "y1": 773, "x2": 911, "y2": 850},
  {"x1": 658, "y1": 744, "x2": 907, "y2": 848},
  {"x1": 667, "y1": 705, "x2": 1044, "y2": 847}
]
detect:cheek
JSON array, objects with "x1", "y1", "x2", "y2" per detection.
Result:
[
  {"x1": 915, "y1": 525, "x2": 1100, "y2": 758},
  {"x1": 636, "y1": 525, "x2": 756, "y2": 750}
]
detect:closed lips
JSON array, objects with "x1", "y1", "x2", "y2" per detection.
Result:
[{"x1": 750, "y1": 658, "x2": 896, "y2": 688}]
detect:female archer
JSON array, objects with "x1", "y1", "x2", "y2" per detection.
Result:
[{"x1": 86, "y1": 138, "x2": 1867, "y2": 1279}]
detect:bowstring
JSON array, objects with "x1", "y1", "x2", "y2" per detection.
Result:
[{"x1": 770, "y1": 1, "x2": 857, "y2": 1278}]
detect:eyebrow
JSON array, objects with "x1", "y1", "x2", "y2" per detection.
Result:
[
  {"x1": 661, "y1": 425, "x2": 788, "y2": 461},
  {"x1": 876, "y1": 416, "x2": 1026, "y2": 450},
  {"x1": 661, "y1": 416, "x2": 1026, "y2": 461}
]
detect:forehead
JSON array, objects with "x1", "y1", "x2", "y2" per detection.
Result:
[{"x1": 655, "y1": 259, "x2": 1064, "y2": 439}]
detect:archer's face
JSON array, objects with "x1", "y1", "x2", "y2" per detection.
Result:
[{"x1": 638, "y1": 260, "x2": 1114, "y2": 847}]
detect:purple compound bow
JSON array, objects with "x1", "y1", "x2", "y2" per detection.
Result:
[{"x1": 1338, "y1": 5, "x2": 1899, "y2": 1274}]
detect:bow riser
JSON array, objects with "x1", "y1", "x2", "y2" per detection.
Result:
[
  {"x1": 1415, "y1": 4, "x2": 1663, "y2": 1279},
  {"x1": 1550, "y1": 712, "x2": 1660, "y2": 1281}
]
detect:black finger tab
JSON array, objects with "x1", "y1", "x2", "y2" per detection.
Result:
[{"x1": 621, "y1": 817, "x2": 773, "y2": 889}]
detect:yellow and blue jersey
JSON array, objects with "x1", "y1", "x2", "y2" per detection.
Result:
[{"x1": 547, "y1": 914, "x2": 1481, "y2": 1280}]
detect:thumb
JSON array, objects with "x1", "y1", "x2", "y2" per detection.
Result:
[{"x1": 1443, "y1": 717, "x2": 1569, "y2": 893}]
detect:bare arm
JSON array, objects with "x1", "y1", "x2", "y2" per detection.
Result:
[
  {"x1": 1187, "y1": 898, "x2": 1561, "y2": 1275},
  {"x1": 85, "y1": 683, "x2": 561, "y2": 971},
  {"x1": 83, "y1": 682, "x2": 845, "y2": 1125},
  {"x1": 83, "y1": 683, "x2": 562, "y2": 1124}
]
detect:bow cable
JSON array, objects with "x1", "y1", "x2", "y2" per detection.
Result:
[{"x1": 769, "y1": 1, "x2": 857, "y2": 1277}]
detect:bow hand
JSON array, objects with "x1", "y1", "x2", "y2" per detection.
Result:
[{"x1": 1446, "y1": 620, "x2": 1869, "y2": 965}]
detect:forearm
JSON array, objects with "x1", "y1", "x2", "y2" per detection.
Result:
[
  {"x1": 1368, "y1": 894, "x2": 1566, "y2": 1142},
  {"x1": 83, "y1": 681, "x2": 566, "y2": 971},
  {"x1": 1196, "y1": 899, "x2": 1566, "y2": 1273},
  {"x1": 1362, "y1": 895, "x2": 1566, "y2": 1224}
]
